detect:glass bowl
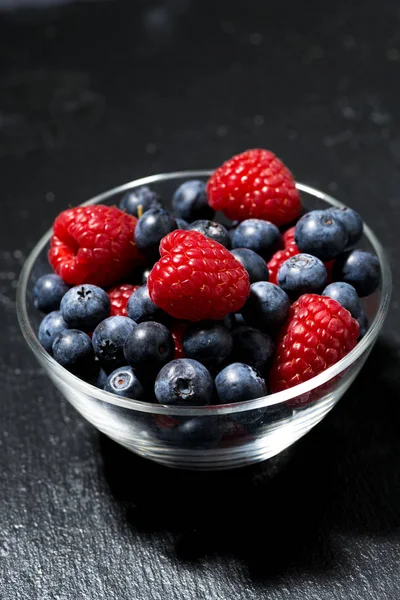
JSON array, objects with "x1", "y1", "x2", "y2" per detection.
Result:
[{"x1": 17, "y1": 171, "x2": 392, "y2": 470}]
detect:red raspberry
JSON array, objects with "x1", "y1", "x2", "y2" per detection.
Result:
[
  {"x1": 108, "y1": 284, "x2": 139, "y2": 317},
  {"x1": 282, "y1": 226, "x2": 297, "y2": 247},
  {"x1": 170, "y1": 320, "x2": 187, "y2": 359},
  {"x1": 270, "y1": 294, "x2": 360, "y2": 393},
  {"x1": 49, "y1": 205, "x2": 142, "y2": 287},
  {"x1": 267, "y1": 244, "x2": 300, "y2": 285},
  {"x1": 148, "y1": 230, "x2": 250, "y2": 321},
  {"x1": 207, "y1": 149, "x2": 301, "y2": 226}
]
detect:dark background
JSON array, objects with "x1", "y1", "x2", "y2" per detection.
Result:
[{"x1": 1, "y1": 1, "x2": 400, "y2": 598}]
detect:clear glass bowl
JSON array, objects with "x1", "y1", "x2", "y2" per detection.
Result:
[{"x1": 17, "y1": 172, "x2": 392, "y2": 470}]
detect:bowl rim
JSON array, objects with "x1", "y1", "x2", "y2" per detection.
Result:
[{"x1": 16, "y1": 170, "x2": 392, "y2": 416}]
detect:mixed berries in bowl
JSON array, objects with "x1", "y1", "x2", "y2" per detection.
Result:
[{"x1": 17, "y1": 149, "x2": 391, "y2": 469}]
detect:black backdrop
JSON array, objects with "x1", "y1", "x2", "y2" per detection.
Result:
[{"x1": 1, "y1": 1, "x2": 399, "y2": 598}]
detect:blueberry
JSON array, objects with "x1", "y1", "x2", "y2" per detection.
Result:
[
  {"x1": 154, "y1": 358, "x2": 213, "y2": 406},
  {"x1": 215, "y1": 362, "x2": 268, "y2": 404},
  {"x1": 127, "y1": 285, "x2": 170, "y2": 324},
  {"x1": 124, "y1": 321, "x2": 173, "y2": 376},
  {"x1": 52, "y1": 329, "x2": 95, "y2": 375},
  {"x1": 104, "y1": 366, "x2": 144, "y2": 399},
  {"x1": 333, "y1": 250, "x2": 380, "y2": 297},
  {"x1": 327, "y1": 207, "x2": 363, "y2": 250},
  {"x1": 188, "y1": 219, "x2": 231, "y2": 248},
  {"x1": 231, "y1": 326, "x2": 274, "y2": 373},
  {"x1": 119, "y1": 186, "x2": 162, "y2": 217},
  {"x1": 175, "y1": 218, "x2": 189, "y2": 230},
  {"x1": 241, "y1": 282, "x2": 290, "y2": 333},
  {"x1": 232, "y1": 403, "x2": 292, "y2": 433},
  {"x1": 183, "y1": 322, "x2": 233, "y2": 367},
  {"x1": 232, "y1": 219, "x2": 282, "y2": 260},
  {"x1": 295, "y1": 209, "x2": 348, "y2": 261},
  {"x1": 60, "y1": 285, "x2": 110, "y2": 330},
  {"x1": 157, "y1": 415, "x2": 223, "y2": 448},
  {"x1": 278, "y1": 253, "x2": 327, "y2": 300},
  {"x1": 172, "y1": 180, "x2": 214, "y2": 222},
  {"x1": 221, "y1": 313, "x2": 236, "y2": 329},
  {"x1": 38, "y1": 310, "x2": 68, "y2": 353},
  {"x1": 33, "y1": 274, "x2": 69, "y2": 313},
  {"x1": 322, "y1": 282, "x2": 362, "y2": 318},
  {"x1": 357, "y1": 311, "x2": 369, "y2": 338},
  {"x1": 134, "y1": 208, "x2": 177, "y2": 259},
  {"x1": 231, "y1": 248, "x2": 269, "y2": 284},
  {"x1": 92, "y1": 316, "x2": 137, "y2": 368}
]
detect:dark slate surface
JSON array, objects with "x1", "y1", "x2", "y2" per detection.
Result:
[{"x1": 1, "y1": 1, "x2": 399, "y2": 598}]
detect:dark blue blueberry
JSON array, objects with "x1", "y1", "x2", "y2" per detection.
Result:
[
  {"x1": 127, "y1": 285, "x2": 170, "y2": 324},
  {"x1": 158, "y1": 415, "x2": 223, "y2": 448},
  {"x1": 322, "y1": 282, "x2": 362, "y2": 318},
  {"x1": 278, "y1": 253, "x2": 327, "y2": 300},
  {"x1": 357, "y1": 311, "x2": 369, "y2": 338},
  {"x1": 175, "y1": 218, "x2": 189, "y2": 230},
  {"x1": 33, "y1": 274, "x2": 69, "y2": 313},
  {"x1": 52, "y1": 329, "x2": 95, "y2": 375},
  {"x1": 154, "y1": 358, "x2": 213, "y2": 406},
  {"x1": 232, "y1": 403, "x2": 292, "y2": 433},
  {"x1": 214, "y1": 362, "x2": 268, "y2": 404},
  {"x1": 333, "y1": 250, "x2": 380, "y2": 297},
  {"x1": 124, "y1": 321, "x2": 173, "y2": 376},
  {"x1": 327, "y1": 207, "x2": 363, "y2": 250},
  {"x1": 60, "y1": 284, "x2": 110, "y2": 330},
  {"x1": 92, "y1": 316, "x2": 137, "y2": 368},
  {"x1": 231, "y1": 248, "x2": 269, "y2": 284},
  {"x1": 231, "y1": 326, "x2": 274, "y2": 373},
  {"x1": 134, "y1": 208, "x2": 177, "y2": 259},
  {"x1": 104, "y1": 366, "x2": 144, "y2": 399},
  {"x1": 221, "y1": 313, "x2": 236, "y2": 329},
  {"x1": 172, "y1": 180, "x2": 214, "y2": 222},
  {"x1": 241, "y1": 282, "x2": 290, "y2": 333},
  {"x1": 232, "y1": 219, "x2": 282, "y2": 260},
  {"x1": 183, "y1": 322, "x2": 233, "y2": 367},
  {"x1": 295, "y1": 209, "x2": 348, "y2": 261},
  {"x1": 188, "y1": 219, "x2": 231, "y2": 248},
  {"x1": 119, "y1": 186, "x2": 162, "y2": 217},
  {"x1": 38, "y1": 310, "x2": 68, "y2": 354}
]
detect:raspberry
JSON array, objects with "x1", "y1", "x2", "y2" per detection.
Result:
[
  {"x1": 269, "y1": 294, "x2": 360, "y2": 393},
  {"x1": 148, "y1": 230, "x2": 250, "y2": 321},
  {"x1": 207, "y1": 149, "x2": 301, "y2": 226},
  {"x1": 170, "y1": 320, "x2": 186, "y2": 359},
  {"x1": 108, "y1": 284, "x2": 139, "y2": 317},
  {"x1": 267, "y1": 244, "x2": 300, "y2": 285},
  {"x1": 49, "y1": 205, "x2": 142, "y2": 287},
  {"x1": 282, "y1": 226, "x2": 297, "y2": 247}
]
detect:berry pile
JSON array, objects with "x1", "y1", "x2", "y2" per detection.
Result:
[{"x1": 34, "y1": 149, "x2": 380, "y2": 442}]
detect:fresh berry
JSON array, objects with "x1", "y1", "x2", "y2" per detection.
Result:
[
  {"x1": 119, "y1": 186, "x2": 161, "y2": 217},
  {"x1": 170, "y1": 320, "x2": 186, "y2": 359},
  {"x1": 270, "y1": 294, "x2": 360, "y2": 392},
  {"x1": 231, "y1": 219, "x2": 282, "y2": 260},
  {"x1": 188, "y1": 219, "x2": 231, "y2": 248},
  {"x1": 175, "y1": 218, "x2": 189, "y2": 230},
  {"x1": 49, "y1": 205, "x2": 142, "y2": 287},
  {"x1": 108, "y1": 284, "x2": 138, "y2": 317},
  {"x1": 158, "y1": 416, "x2": 223, "y2": 448},
  {"x1": 231, "y1": 326, "x2": 274, "y2": 373},
  {"x1": 214, "y1": 362, "x2": 268, "y2": 404},
  {"x1": 33, "y1": 274, "x2": 69, "y2": 313},
  {"x1": 124, "y1": 321, "x2": 174, "y2": 376},
  {"x1": 52, "y1": 329, "x2": 95, "y2": 375},
  {"x1": 182, "y1": 321, "x2": 233, "y2": 367},
  {"x1": 104, "y1": 366, "x2": 144, "y2": 399},
  {"x1": 172, "y1": 180, "x2": 214, "y2": 222},
  {"x1": 327, "y1": 207, "x2": 363, "y2": 250},
  {"x1": 231, "y1": 248, "x2": 269, "y2": 284},
  {"x1": 92, "y1": 316, "x2": 137, "y2": 368},
  {"x1": 282, "y1": 226, "x2": 296, "y2": 247},
  {"x1": 127, "y1": 284, "x2": 170, "y2": 324},
  {"x1": 322, "y1": 282, "x2": 362, "y2": 318},
  {"x1": 134, "y1": 208, "x2": 177, "y2": 259},
  {"x1": 231, "y1": 404, "x2": 292, "y2": 433},
  {"x1": 207, "y1": 148, "x2": 301, "y2": 226},
  {"x1": 357, "y1": 311, "x2": 369, "y2": 338},
  {"x1": 154, "y1": 358, "x2": 213, "y2": 406},
  {"x1": 278, "y1": 253, "x2": 327, "y2": 300},
  {"x1": 221, "y1": 313, "x2": 236, "y2": 329},
  {"x1": 60, "y1": 284, "x2": 110, "y2": 330},
  {"x1": 295, "y1": 209, "x2": 348, "y2": 261},
  {"x1": 241, "y1": 281, "x2": 290, "y2": 333},
  {"x1": 38, "y1": 310, "x2": 68, "y2": 353},
  {"x1": 267, "y1": 244, "x2": 299, "y2": 285},
  {"x1": 333, "y1": 250, "x2": 380, "y2": 297},
  {"x1": 147, "y1": 230, "x2": 250, "y2": 321}
]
